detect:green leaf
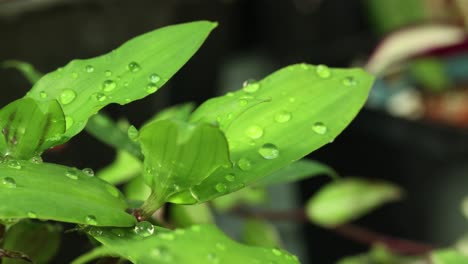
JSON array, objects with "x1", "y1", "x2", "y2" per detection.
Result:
[
  {"x1": 337, "y1": 244, "x2": 420, "y2": 264},
  {"x1": 138, "y1": 119, "x2": 231, "y2": 214},
  {"x1": 169, "y1": 203, "x2": 214, "y2": 228},
  {"x1": 0, "y1": 160, "x2": 135, "y2": 226},
  {"x1": 86, "y1": 114, "x2": 143, "y2": 160},
  {"x1": 97, "y1": 150, "x2": 142, "y2": 185},
  {"x1": 212, "y1": 186, "x2": 267, "y2": 212},
  {"x1": 3, "y1": 220, "x2": 61, "y2": 264},
  {"x1": 306, "y1": 178, "x2": 402, "y2": 227},
  {"x1": 124, "y1": 176, "x2": 151, "y2": 202},
  {"x1": 2, "y1": 60, "x2": 43, "y2": 84},
  {"x1": 26, "y1": 21, "x2": 217, "y2": 142},
  {"x1": 187, "y1": 64, "x2": 374, "y2": 202},
  {"x1": 431, "y1": 249, "x2": 468, "y2": 264},
  {"x1": 255, "y1": 159, "x2": 338, "y2": 186},
  {"x1": 83, "y1": 224, "x2": 299, "y2": 264},
  {"x1": 0, "y1": 98, "x2": 66, "y2": 159},
  {"x1": 147, "y1": 102, "x2": 195, "y2": 123},
  {"x1": 242, "y1": 219, "x2": 281, "y2": 248}
]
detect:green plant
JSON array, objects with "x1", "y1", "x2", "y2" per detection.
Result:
[{"x1": 0, "y1": 20, "x2": 444, "y2": 264}]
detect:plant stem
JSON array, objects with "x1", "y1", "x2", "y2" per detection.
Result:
[
  {"x1": 139, "y1": 192, "x2": 165, "y2": 221},
  {"x1": 230, "y1": 207, "x2": 434, "y2": 255}
]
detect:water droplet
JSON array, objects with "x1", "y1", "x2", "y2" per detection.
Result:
[
  {"x1": 207, "y1": 253, "x2": 220, "y2": 263},
  {"x1": 134, "y1": 221, "x2": 154, "y2": 237},
  {"x1": 300, "y1": 63, "x2": 309, "y2": 70},
  {"x1": 146, "y1": 83, "x2": 158, "y2": 93},
  {"x1": 127, "y1": 125, "x2": 139, "y2": 141},
  {"x1": 225, "y1": 174, "x2": 235, "y2": 182},
  {"x1": 226, "y1": 92, "x2": 235, "y2": 97},
  {"x1": 85, "y1": 215, "x2": 97, "y2": 225},
  {"x1": 2, "y1": 177, "x2": 16, "y2": 188},
  {"x1": 85, "y1": 65, "x2": 94, "y2": 73},
  {"x1": 189, "y1": 187, "x2": 200, "y2": 202},
  {"x1": 272, "y1": 248, "x2": 282, "y2": 256},
  {"x1": 72, "y1": 72, "x2": 78, "y2": 79},
  {"x1": 65, "y1": 116, "x2": 74, "y2": 130},
  {"x1": 59, "y1": 89, "x2": 77, "y2": 105},
  {"x1": 242, "y1": 80, "x2": 260, "y2": 93},
  {"x1": 258, "y1": 143, "x2": 279, "y2": 160},
  {"x1": 274, "y1": 111, "x2": 291, "y2": 123},
  {"x1": 238, "y1": 99, "x2": 248, "y2": 106},
  {"x1": 315, "y1": 64, "x2": 331, "y2": 79},
  {"x1": 127, "y1": 61, "x2": 141, "y2": 72},
  {"x1": 39, "y1": 91, "x2": 48, "y2": 99},
  {"x1": 216, "y1": 243, "x2": 226, "y2": 251},
  {"x1": 342, "y1": 76, "x2": 357, "y2": 86},
  {"x1": 102, "y1": 80, "x2": 117, "y2": 92},
  {"x1": 82, "y1": 168, "x2": 94, "y2": 177},
  {"x1": 27, "y1": 211, "x2": 37, "y2": 218},
  {"x1": 105, "y1": 70, "x2": 112, "y2": 77},
  {"x1": 88, "y1": 227, "x2": 103, "y2": 236},
  {"x1": 246, "y1": 125, "x2": 263, "y2": 139},
  {"x1": 66, "y1": 169, "x2": 79, "y2": 180},
  {"x1": 312, "y1": 122, "x2": 327, "y2": 135},
  {"x1": 149, "y1": 73, "x2": 161, "y2": 83},
  {"x1": 111, "y1": 228, "x2": 125, "y2": 237},
  {"x1": 152, "y1": 246, "x2": 172, "y2": 261},
  {"x1": 124, "y1": 82, "x2": 130, "y2": 87},
  {"x1": 215, "y1": 183, "x2": 227, "y2": 193},
  {"x1": 237, "y1": 158, "x2": 252, "y2": 171},
  {"x1": 92, "y1": 92, "x2": 107, "y2": 102},
  {"x1": 29, "y1": 156, "x2": 43, "y2": 164},
  {"x1": 7, "y1": 160, "x2": 21, "y2": 170}
]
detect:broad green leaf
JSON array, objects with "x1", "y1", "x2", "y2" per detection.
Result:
[
  {"x1": 86, "y1": 114, "x2": 142, "y2": 160},
  {"x1": 2, "y1": 60, "x2": 43, "y2": 84},
  {"x1": 306, "y1": 178, "x2": 402, "y2": 227},
  {"x1": 138, "y1": 119, "x2": 231, "y2": 214},
  {"x1": 0, "y1": 160, "x2": 135, "y2": 226},
  {"x1": 26, "y1": 21, "x2": 216, "y2": 142},
  {"x1": 147, "y1": 102, "x2": 195, "y2": 123},
  {"x1": 431, "y1": 249, "x2": 468, "y2": 264},
  {"x1": 186, "y1": 64, "x2": 374, "y2": 202},
  {"x1": 243, "y1": 219, "x2": 281, "y2": 248},
  {"x1": 212, "y1": 186, "x2": 267, "y2": 212},
  {"x1": 83, "y1": 224, "x2": 299, "y2": 264},
  {"x1": 0, "y1": 98, "x2": 65, "y2": 159},
  {"x1": 97, "y1": 150, "x2": 142, "y2": 185},
  {"x1": 255, "y1": 159, "x2": 338, "y2": 186},
  {"x1": 3, "y1": 220, "x2": 61, "y2": 264},
  {"x1": 169, "y1": 203, "x2": 214, "y2": 228},
  {"x1": 124, "y1": 176, "x2": 151, "y2": 202}
]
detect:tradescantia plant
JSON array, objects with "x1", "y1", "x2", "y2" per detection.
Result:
[{"x1": 1, "y1": 20, "x2": 440, "y2": 263}]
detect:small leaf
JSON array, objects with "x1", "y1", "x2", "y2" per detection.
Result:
[
  {"x1": 2, "y1": 60, "x2": 43, "y2": 84},
  {"x1": 84, "y1": 224, "x2": 299, "y2": 264},
  {"x1": 187, "y1": 64, "x2": 374, "y2": 202},
  {"x1": 169, "y1": 203, "x2": 214, "y2": 228},
  {"x1": 243, "y1": 219, "x2": 281, "y2": 248},
  {"x1": 306, "y1": 178, "x2": 402, "y2": 227},
  {"x1": 254, "y1": 159, "x2": 337, "y2": 186},
  {"x1": 138, "y1": 119, "x2": 231, "y2": 214},
  {"x1": 124, "y1": 176, "x2": 151, "y2": 202},
  {"x1": 3, "y1": 220, "x2": 61, "y2": 264},
  {"x1": 431, "y1": 249, "x2": 468, "y2": 264},
  {"x1": 0, "y1": 160, "x2": 135, "y2": 226},
  {"x1": 0, "y1": 98, "x2": 65, "y2": 159},
  {"x1": 97, "y1": 150, "x2": 143, "y2": 185},
  {"x1": 26, "y1": 21, "x2": 217, "y2": 143}
]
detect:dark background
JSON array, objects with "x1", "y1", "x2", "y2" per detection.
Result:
[{"x1": 1, "y1": 0, "x2": 467, "y2": 263}]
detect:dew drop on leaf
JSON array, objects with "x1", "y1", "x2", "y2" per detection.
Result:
[
  {"x1": 225, "y1": 174, "x2": 235, "y2": 182},
  {"x1": 39, "y1": 91, "x2": 48, "y2": 99},
  {"x1": 238, "y1": 99, "x2": 248, "y2": 106},
  {"x1": 59, "y1": 89, "x2": 77, "y2": 105},
  {"x1": 315, "y1": 64, "x2": 331, "y2": 79},
  {"x1": 246, "y1": 125, "x2": 264, "y2": 139},
  {"x1": 342, "y1": 76, "x2": 358, "y2": 86},
  {"x1": 92, "y1": 92, "x2": 107, "y2": 102},
  {"x1": 146, "y1": 83, "x2": 158, "y2": 94},
  {"x1": 242, "y1": 80, "x2": 260, "y2": 93},
  {"x1": 111, "y1": 228, "x2": 125, "y2": 237},
  {"x1": 134, "y1": 221, "x2": 154, "y2": 237},
  {"x1": 29, "y1": 156, "x2": 43, "y2": 164},
  {"x1": 258, "y1": 143, "x2": 279, "y2": 160},
  {"x1": 102, "y1": 80, "x2": 117, "y2": 92},
  {"x1": 82, "y1": 168, "x2": 95, "y2": 177},
  {"x1": 7, "y1": 160, "x2": 21, "y2": 170},
  {"x1": 149, "y1": 73, "x2": 161, "y2": 83},
  {"x1": 274, "y1": 111, "x2": 291, "y2": 123},
  {"x1": 65, "y1": 169, "x2": 79, "y2": 180},
  {"x1": 65, "y1": 116, "x2": 74, "y2": 130},
  {"x1": 27, "y1": 211, "x2": 37, "y2": 218},
  {"x1": 85, "y1": 65, "x2": 94, "y2": 73},
  {"x1": 127, "y1": 125, "x2": 139, "y2": 141},
  {"x1": 312, "y1": 122, "x2": 328, "y2": 135},
  {"x1": 215, "y1": 183, "x2": 227, "y2": 193},
  {"x1": 127, "y1": 61, "x2": 141, "y2": 72},
  {"x1": 104, "y1": 70, "x2": 112, "y2": 77},
  {"x1": 2, "y1": 177, "x2": 16, "y2": 188},
  {"x1": 237, "y1": 158, "x2": 252, "y2": 171},
  {"x1": 85, "y1": 215, "x2": 98, "y2": 225},
  {"x1": 272, "y1": 248, "x2": 282, "y2": 256}
]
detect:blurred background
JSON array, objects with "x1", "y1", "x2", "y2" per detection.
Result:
[{"x1": 2, "y1": 0, "x2": 468, "y2": 263}]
